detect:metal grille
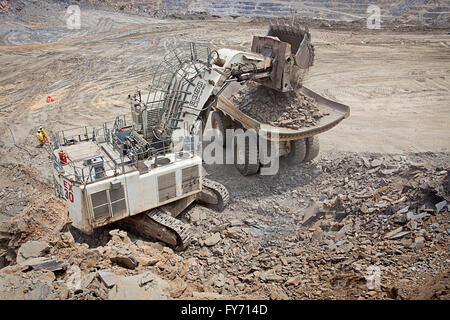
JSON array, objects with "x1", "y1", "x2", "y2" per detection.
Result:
[
  {"x1": 91, "y1": 190, "x2": 108, "y2": 207},
  {"x1": 111, "y1": 199, "x2": 127, "y2": 216},
  {"x1": 93, "y1": 204, "x2": 110, "y2": 220},
  {"x1": 143, "y1": 107, "x2": 163, "y2": 129},
  {"x1": 110, "y1": 187, "x2": 127, "y2": 216},
  {"x1": 182, "y1": 165, "x2": 199, "y2": 194},
  {"x1": 91, "y1": 188, "x2": 127, "y2": 220},
  {"x1": 158, "y1": 172, "x2": 177, "y2": 202},
  {"x1": 109, "y1": 187, "x2": 124, "y2": 202},
  {"x1": 91, "y1": 190, "x2": 110, "y2": 220},
  {"x1": 144, "y1": 42, "x2": 214, "y2": 140}
]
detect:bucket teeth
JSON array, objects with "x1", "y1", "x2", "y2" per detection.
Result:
[{"x1": 266, "y1": 23, "x2": 315, "y2": 69}]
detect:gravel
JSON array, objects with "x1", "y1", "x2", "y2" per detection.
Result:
[{"x1": 231, "y1": 82, "x2": 328, "y2": 129}]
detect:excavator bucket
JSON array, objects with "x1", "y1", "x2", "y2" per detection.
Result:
[
  {"x1": 267, "y1": 24, "x2": 315, "y2": 69},
  {"x1": 251, "y1": 24, "x2": 315, "y2": 91}
]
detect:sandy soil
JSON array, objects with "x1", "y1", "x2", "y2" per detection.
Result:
[
  {"x1": 307, "y1": 30, "x2": 450, "y2": 153},
  {"x1": 0, "y1": 11, "x2": 448, "y2": 155}
]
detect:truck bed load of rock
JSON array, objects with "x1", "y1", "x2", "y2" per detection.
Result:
[{"x1": 231, "y1": 82, "x2": 328, "y2": 130}]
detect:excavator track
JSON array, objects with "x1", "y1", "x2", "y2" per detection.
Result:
[
  {"x1": 118, "y1": 209, "x2": 195, "y2": 250},
  {"x1": 118, "y1": 178, "x2": 229, "y2": 250},
  {"x1": 148, "y1": 210, "x2": 195, "y2": 250},
  {"x1": 201, "y1": 178, "x2": 230, "y2": 212}
]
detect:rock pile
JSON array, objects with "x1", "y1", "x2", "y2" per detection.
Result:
[
  {"x1": 0, "y1": 197, "x2": 258, "y2": 300},
  {"x1": 0, "y1": 152, "x2": 448, "y2": 300},
  {"x1": 231, "y1": 82, "x2": 327, "y2": 130},
  {"x1": 0, "y1": 196, "x2": 71, "y2": 267},
  {"x1": 194, "y1": 152, "x2": 449, "y2": 299}
]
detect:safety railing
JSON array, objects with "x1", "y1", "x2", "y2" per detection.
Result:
[{"x1": 50, "y1": 119, "x2": 201, "y2": 185}]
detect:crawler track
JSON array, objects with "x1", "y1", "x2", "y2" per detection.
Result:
[
  {"x1": 119, "y1": 209, "x2": 195, "y2": 250},
  {"x1": 202, "y1": 177, "x2": 230, "y2": 212},
  {"x1": 119, "y1": 178, "x2": 229, "y2": 250}
]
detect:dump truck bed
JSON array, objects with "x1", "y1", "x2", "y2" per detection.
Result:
[{"x1": 216, "y1": 86, "x2": 350, "y2": 142}]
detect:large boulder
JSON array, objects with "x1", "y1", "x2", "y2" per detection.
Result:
[
  {"x1": 16, "y1": 240, "x2": 50, "y2": 264},
  {"x1": 0, "y1": 196, "x2": 70, "y2": 266},
  {"x1": 110, "y1": 255, "x2": 139, "y2": 270},
  {"x1": 108, "y1": 271, "x2": 170, "y2": 300},
  {"x1": 98, "y1": 270, "x2": 118, "y2": 289}
]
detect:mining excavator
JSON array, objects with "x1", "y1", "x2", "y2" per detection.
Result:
[{"x1": 48, "y1": 25, "x2": 322, "y2": 249}]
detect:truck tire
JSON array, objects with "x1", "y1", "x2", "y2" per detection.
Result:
[
  {"x1": 233, "y1": 134, "x2": 260, "y2": 176},
  {"x1": 211, "y1": 111, "x2": 227, "y2": 147},
  {"x1": 304, "y1": 136, "x2": 320, "y2": 162},
  {"x1": 287, "y1": 139, "x2": 307, "y2": 164}
]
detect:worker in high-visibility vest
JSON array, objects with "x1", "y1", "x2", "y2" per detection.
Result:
[
  {"x1": 36, "y1": 130, "x2": 44, "y2": 147},
  {"x1": 39, "y1": 126, "x2": 49, "y2": 143}
]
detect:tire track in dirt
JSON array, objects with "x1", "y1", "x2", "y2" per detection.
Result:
[{"x1": 305, "y1": 31, "x2": 450, "y2": 154}]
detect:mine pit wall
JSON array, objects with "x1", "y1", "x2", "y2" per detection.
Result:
[{"x1": 102, "y1": 0, "x2": 448, "y2": 25}]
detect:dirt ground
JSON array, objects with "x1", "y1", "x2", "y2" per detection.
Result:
[
  {"x1": 0, "y1": 10, "x2": 449, "y2": 154},
  {"x1": 0, "y1": 1, "x2": 449, "y2": 300},
  {"x1": 308, "y1": 30, "x2": 450, "y2": 154}
]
